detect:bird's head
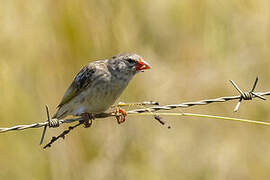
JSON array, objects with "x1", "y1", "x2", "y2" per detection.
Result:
[{"x1": 109, "y1": 53, "x2": 151, "y2": 76}]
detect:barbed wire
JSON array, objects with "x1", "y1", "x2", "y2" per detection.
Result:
[
  {"x1": 0, "y1": 77, "x2": 269, "y2": 148},
  {"x1": 0, "y1": 77, "x2": 268, "y2": 133}
]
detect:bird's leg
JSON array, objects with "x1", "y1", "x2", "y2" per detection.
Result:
[
  {"x1": 115, "y1": 108, "x2": 127, "y2": 124},
  {"x1": 81, "y1": 113, "x2": 94, "y2": 128}
]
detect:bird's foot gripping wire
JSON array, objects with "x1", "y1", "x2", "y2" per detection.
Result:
[
  {"x1": 81, "y1": 113, "x2": 94, "y2": 128},
  {"x1": 114, "y1": 108, "x2": 127, "y2": 124}
]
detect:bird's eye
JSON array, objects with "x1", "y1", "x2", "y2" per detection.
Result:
[{"x1": 126, "y1": 59, "x2": 136, "y2": 65}]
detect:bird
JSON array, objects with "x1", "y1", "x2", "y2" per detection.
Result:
[{"x1": 52, "y1": 53, "x2": 151, "y2": 127}]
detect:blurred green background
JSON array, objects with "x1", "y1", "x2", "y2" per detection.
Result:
[{"x1": 1, "y1": 0, "x2": 270, "y2": 179}]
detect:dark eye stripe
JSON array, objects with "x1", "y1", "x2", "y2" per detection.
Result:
[{"x1": 127, "y1": 59, "x2": 135, "y2": 64}]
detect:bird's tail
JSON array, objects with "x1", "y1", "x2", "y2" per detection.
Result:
[{"x1": 52, "y1": 106, "x2": 68, "y2": 119}]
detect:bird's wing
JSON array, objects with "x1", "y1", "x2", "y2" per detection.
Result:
[{"x1": 57, "y1": 64, "x2": 97, "y2": 108}]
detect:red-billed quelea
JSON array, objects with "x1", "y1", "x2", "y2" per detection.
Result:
[{"x1": 53, "y1": 53, "x2": 151, "y2": 127}]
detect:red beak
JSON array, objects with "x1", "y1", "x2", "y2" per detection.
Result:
[{"x1": 135, "y1": 59, "x2": 151, "y2": 71}]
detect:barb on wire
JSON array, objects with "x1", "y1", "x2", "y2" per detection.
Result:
[
  {"x1": 0, "y1": 77, "x2": 269, "y2": 134},
  {"x1": 0, "y1": 113, "x2": 110, "y2": 133},
  {"x1": 230, "y1": 77, "x2": 266, "y2": 112},
  {"x1": 40, "y1": 105, "x2": 61, "y2": 145},
  {"x1": 0, "y1": 77, "x2": 269, "y2": 148}
]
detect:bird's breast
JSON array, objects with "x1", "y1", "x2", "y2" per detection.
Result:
[{"x1": 79, "y1": 76, "x2": 129, "y2": 113}]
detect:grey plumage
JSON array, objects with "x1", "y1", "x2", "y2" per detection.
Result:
[{"x1": 53, "y1": 53, "x2": 150, "y2": 119}]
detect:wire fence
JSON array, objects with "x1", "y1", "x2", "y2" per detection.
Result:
[{"x1": 0, "y1": 78, "x2": 269, "y2": 148}]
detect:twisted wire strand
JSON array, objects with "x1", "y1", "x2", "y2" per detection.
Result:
[
  {"x1": 0, "y1": 118, "x2": 80, "y2": 133},
  {"x1": 0, "y1": 91, "x2": 269, "y2": 133},
  {"x1": 128, "y1": 91, "x2": 270, "y2": 114}
]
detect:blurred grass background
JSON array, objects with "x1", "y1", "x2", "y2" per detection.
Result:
[{"x1": 1, "y1": 0, "x2": 270, "y2": 179}]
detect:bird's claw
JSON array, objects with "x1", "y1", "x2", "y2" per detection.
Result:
[
  {"x1": 84, "y1": 119, "x2": 92, "y2": 128},
  {"x1": 81, "y1": 113, "x2": 94, "y2": 128},
  {"x1": 115, "y1": 108, "x2": 127, "y2": 124}
]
